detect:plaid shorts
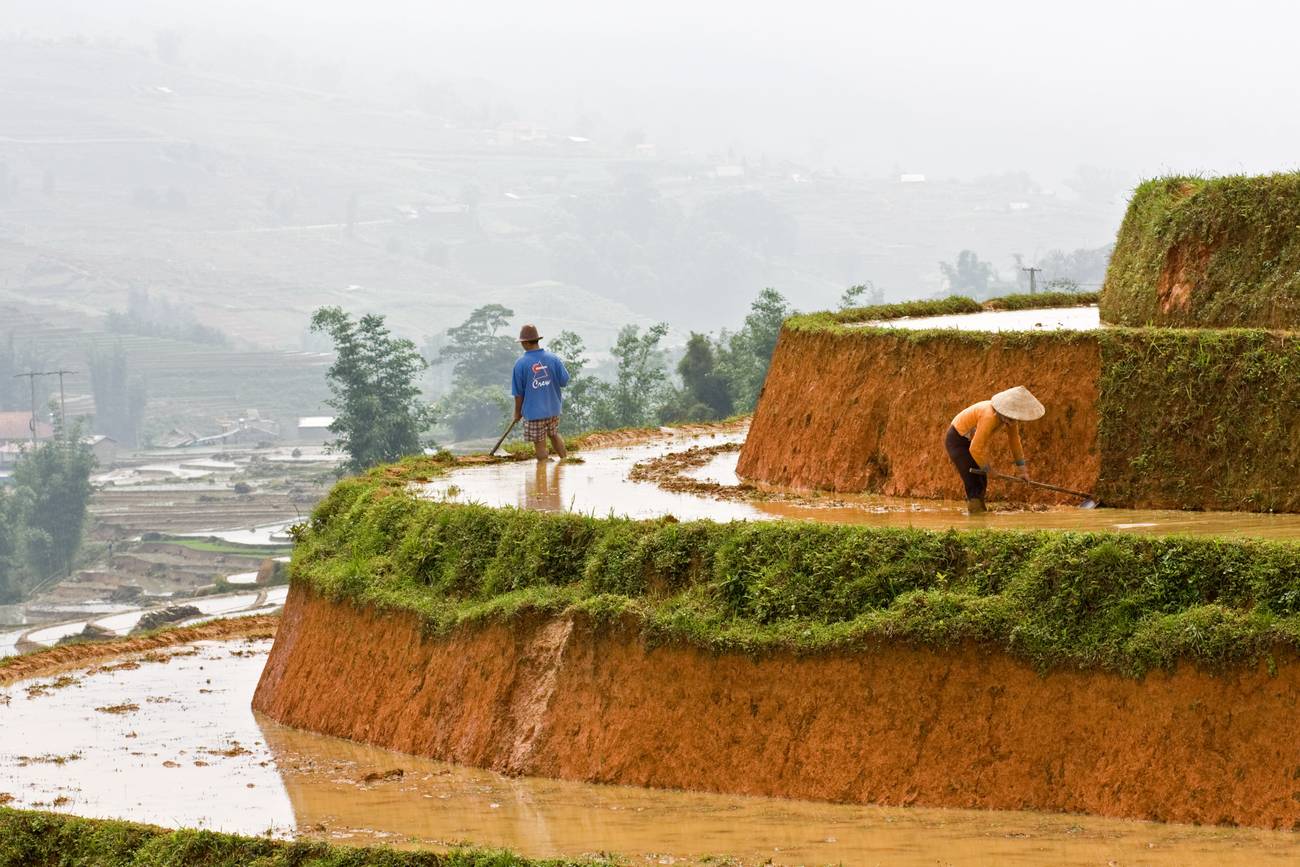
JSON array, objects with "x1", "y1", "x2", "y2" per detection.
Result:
[{"x1": 523, "y1": 415, "x2": 560, "y2": 443}]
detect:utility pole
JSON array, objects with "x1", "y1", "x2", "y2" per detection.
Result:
[
  {"x1": 11, "y1": 369, "x2": 75, "y2": 443},
  {"x1": 49, "y1": 368, "x2": 76, "y2": 430},
  {"x1": 13, "y1": 372, "x2": 43, "y2": 446},
  {"x1": 1021, "y1": 266, "x2": 1042, "y2": 295}
]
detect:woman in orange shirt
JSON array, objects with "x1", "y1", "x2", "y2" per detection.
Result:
[{"x1": 944, "y1": 386, "x2": 1044, "y2": 514}]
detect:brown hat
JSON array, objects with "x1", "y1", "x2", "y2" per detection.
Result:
[{"x1": 518, "y1": 324, "x2": 542, "y2": 343}]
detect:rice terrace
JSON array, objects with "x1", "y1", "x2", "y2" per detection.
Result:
[
  {"x1": 8, "y1": 6, "x2": 1300, "y2": 863},
  {"x1": 4, "y1": 170, "x2": 1300, "y2": 866}
]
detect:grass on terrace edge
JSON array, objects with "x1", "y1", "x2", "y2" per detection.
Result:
[
  {"x1": 290, "y1": 454, "x2": 1300, "y2": 678},
  {"x1": 0, "y1": 807, "x2": 606, "y2": 867}
]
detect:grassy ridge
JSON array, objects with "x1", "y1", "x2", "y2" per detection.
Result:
[
  {"x1": 1101, "y1": 174, "x2": 1300, "y2": 328},
  {"x1": 0, "y1": 808, "x2": 600, "y2": 867},
  {"x1": 1096, "y1": 327, "x2": 1300, "y2": 511},
  {"x1": 292, "y1": 459, "x2": 1300, "y2": 676}
]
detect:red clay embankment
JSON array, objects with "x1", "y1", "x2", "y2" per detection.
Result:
[
  {"x1": 255, "y1": 586, "x2": 1300, "y2": 828},
  {"x1": 737, "y1": 328, "x2": 1101, "y2": 504}
]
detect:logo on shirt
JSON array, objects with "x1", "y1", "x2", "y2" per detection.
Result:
[{"x1": 530, "y1": 361, "x2": 551, "y2": 389}]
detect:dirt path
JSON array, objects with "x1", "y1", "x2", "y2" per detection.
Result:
[{"x1": 0, "y1": 615, "x2": 278, "y2": 685}]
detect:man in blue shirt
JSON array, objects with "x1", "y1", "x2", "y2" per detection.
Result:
[{"x1": 511, "y1": 324, "x2": 571, "y2": 462}]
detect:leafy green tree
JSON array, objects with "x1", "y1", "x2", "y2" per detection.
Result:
[
  {"x1": 717, "y1": 288, "x2": 790, "y2": 412},
  {"x1": 310, "y1": 307, "x2": 436, "y2": 472},
  {"x1": 0, "y1": 487, "x2": 18, "y2": 601},
  {"x1": 591, "y1": 323, "x2": 670, "y2": 429},
  {"x1": 439, "y1": 304, "x2": 517, "y2": 386},
  {"x1": 88, "y1": 343, "x2": 147, "y2": 447},
  {"x1": 839, "y1": 281, "x2": 884, "y2": 310},
  {"x1": 939, "y1": 250, "x2": 996, "y2": 296},
  {"x1": 547, "y1": 330, "x2": 598, "y2": 435},
  {"x1": 440, "y1": 384, "x2": 511, "y2": 441},
  {"x1": 13, "y1": 425, "x2": 95, "y2": 580},
  {"x1": 665, "y1": 332, "x2": 732, "y2": 421},
  {"x1": 435, "y1": 305, "x2": 520, "y2": 441}
]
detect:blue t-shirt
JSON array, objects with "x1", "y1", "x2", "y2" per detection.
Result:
[{"x1": 511, "y1": 349, "x2": 570, "y2": 420}]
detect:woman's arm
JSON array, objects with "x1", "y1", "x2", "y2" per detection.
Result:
[{"x1": 1006, "y1": 422, "x2": 1028, "y2": 479}]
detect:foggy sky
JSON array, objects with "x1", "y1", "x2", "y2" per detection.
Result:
[{"x1": 9, "y1": 0, "x2": 1300, "y2": 186}]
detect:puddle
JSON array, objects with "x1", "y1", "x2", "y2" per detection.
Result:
[
  {"x1": 860, "y1": 305, "x2": 1100, "y2": 332},
  {"x1": 421, "y1": 431, "x2": 1300, "y2": 540},
  {"x1": 2, "y1": 642, "x2": 1299, "y2": 864}
]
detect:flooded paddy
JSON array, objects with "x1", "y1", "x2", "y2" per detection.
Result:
[
  {"x1": 422, "y1": 429, "x2": 1300, "y2": 540},
  {"x1": 4, "y1": 638, "x2": 1300, "y2": 865},
  {"x1": 860, "y1": 305, "x2": 1100, "y2": 332}
]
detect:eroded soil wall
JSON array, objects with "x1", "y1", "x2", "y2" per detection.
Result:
[
  {"x1": 255, "y1": 587, "x2": 1300, "y2": 829},
  {"x1": 736, "y1": 329, "x2": 1101, "y2": 504}
]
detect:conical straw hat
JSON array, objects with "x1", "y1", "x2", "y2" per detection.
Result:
[{"x1": 990, "y1": 386, "x2": 1045, "y2": 421}]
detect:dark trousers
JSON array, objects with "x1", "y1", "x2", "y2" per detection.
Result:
[{"x1": 944, "y1": 425, "x2": 986, "y2": 500}]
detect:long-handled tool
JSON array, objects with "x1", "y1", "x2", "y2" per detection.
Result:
[
  {"x1": 489, "y1": 418, "x2": 519, "y2": 456},
  {"x1": 971, "y1": 468, "x2": 1099, "y2": 509}
]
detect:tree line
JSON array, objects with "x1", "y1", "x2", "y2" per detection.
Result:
[
  {"x1": 311, "y1": 287, "x2": 792, "y2": 471},
  {"x1": 0, "y1": 426, "x2": 95, "y2": 602}
]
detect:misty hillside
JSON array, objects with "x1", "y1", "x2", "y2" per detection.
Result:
[{"x1": 1, "y1": 37, "x2": 1124, "y2": 353}]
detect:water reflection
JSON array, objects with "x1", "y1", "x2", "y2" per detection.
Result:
[{"x1": 523, "y1": 461, "x2": 565, "y2": 512}]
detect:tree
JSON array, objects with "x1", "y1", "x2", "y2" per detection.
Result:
[
  {"x1": 13, "y1": 425, "x2": 95, "y2": 580},
  {"x1": 717, "y1": 288, "x2": 790, "y2": 412},
  {"x1": 0, "y1": 487, "x2": 18, "y2": 601},
  {"x1": 839, "y1": 281, "x2": 884, "y2": 310},
  {"x1": 939, "y1": 250, "x2": 996, "y2": 296},
  {"x1": 310, "y1": 307, "x2": 436, "y2": 472},
  {"x1": 88, "y1": 343, "x2": 147, "y2": 447},
  {"x1": 590, "y1": 323, "x2": 670, "y2": 429},
  {"x1": 439, "y1": 305, "x2": 517, "y2": 388},
  {"x1": 435, "y1": 305, "x2": 520, "y2": 441},
  {"x1": 548, "y1": 330, "x2": 598, "y2": 434},
  {"x1": 667, "y1": 332, "x2": 733, "y2": 421}
]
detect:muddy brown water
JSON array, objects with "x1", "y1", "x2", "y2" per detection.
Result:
[
  {"x1": 421, "y1": 430, "x2": 1300, "y2": 540},
  {"x1": 3, "y1": 639, "x2": 1300, "y2": 865}
]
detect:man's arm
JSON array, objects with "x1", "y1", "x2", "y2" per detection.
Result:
[
  {"x1": 554, "y1": 357, "x2": 570, "y2": 388},
  {"x1": 514, "y1": 394, "x2": 524, "y2": 421}
]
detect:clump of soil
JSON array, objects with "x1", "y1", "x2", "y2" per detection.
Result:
[
  {"x1": 360, "y1": 768, "x2": 404, "y2": 784},
  {"x1": 203, "y1": 741, "x2": 252, "y2": 758},
  {"x1": 16, "y1": 753, "x2": 81, "y2": 767},
  {"x1": 95, "y1": 702, "x2": 140, "y2": 715},
  {"x1": 133, "y1": 605, "x2": 203, "y2": 633},
  {"x1": 24, "y1": 674, "x2": 80, "y2": 698}
]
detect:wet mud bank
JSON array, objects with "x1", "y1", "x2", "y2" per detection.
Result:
[
  {"x1": 255, "y1": 586, "x2": 1300, "y2": 829},
  {"x1": 738, "y1": 328, "x2": 1101, "y2": 505}
]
